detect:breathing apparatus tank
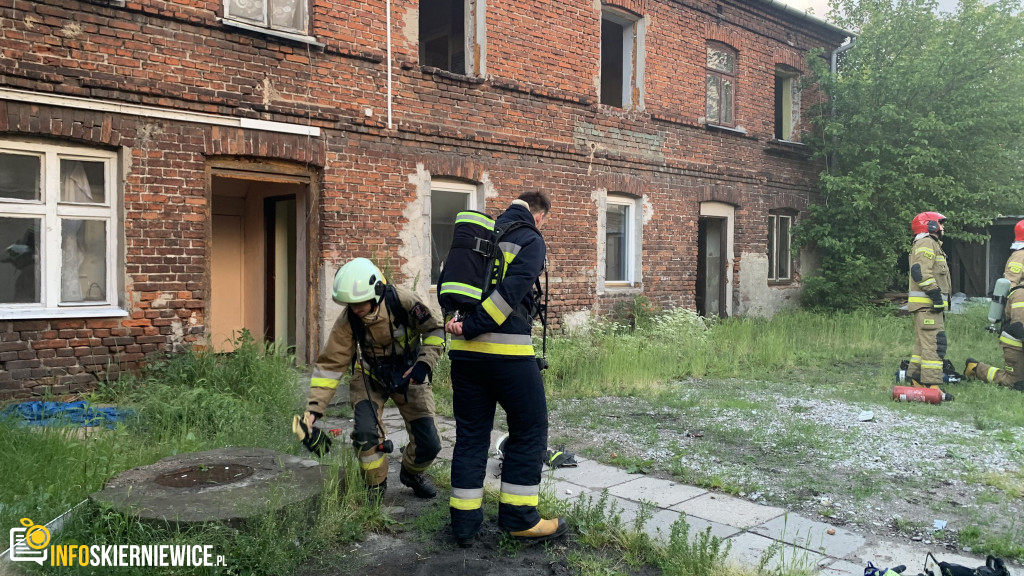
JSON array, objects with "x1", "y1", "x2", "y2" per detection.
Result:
[{"x1": 988, "y1": 277, "x2": 1012, "y2": 332}]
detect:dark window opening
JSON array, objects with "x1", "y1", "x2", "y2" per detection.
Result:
[
  {"x1": 420, "y1": 0, "x2": 466, "y2": 74},
  {"x1": 601, "y1": 18, "x2": 624, "y2": 107}
]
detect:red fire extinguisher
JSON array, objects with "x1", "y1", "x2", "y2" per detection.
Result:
[{"x1": 892, "y1": 385, "x2": 954, "y2": 404}]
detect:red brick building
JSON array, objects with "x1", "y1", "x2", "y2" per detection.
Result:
[{"x1": 0, "y1": 0, "x2": 848, "y2": 399}]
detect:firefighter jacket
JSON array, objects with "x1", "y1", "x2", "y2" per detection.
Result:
[
  {"x1": 307, "y1": 286, "x2": 445, "y2": 416},
  {"x1": 907, "y1": 234, "x2": 950, "y2": 313},
  {"x1": 450, "y1": 200, "x2": 545, "y2": 358},
  {"x1": 999, "y1": 250, "x2": 1024, "y2": 351}
]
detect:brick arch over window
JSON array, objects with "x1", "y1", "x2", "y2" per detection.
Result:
[
  {"x1": 419, "y1": 155, "x2": 486, "y2": 184},
  {"x1": 772, "y1": 49, "x2": 806, "y2": 74},
  {"x1": 600, "y1": 0, "x2": 645, "y2": 19},
  {"x1": 703, "y1": 25, "x2": 743, "y2": 53},
  {"x1": 767, "y1": 192, "x2": 810, "y2": 212},
  {"x1": 697, "y1": 183, "x2": 742, "y2": 206},
  {"x1": 594, "y1": 173, "x2": 647, "y2": 197}
]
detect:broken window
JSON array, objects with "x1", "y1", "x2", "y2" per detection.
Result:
[
  {"x1": 0, "y1": 143, "x2": 119, "y2": 313},
  {"x1": 604, "y1": 194, "x2": 641, "y2": 285},
  {"x1": 774, "y1": 66, "x2": 801, "y2": 141},
  {"x1": 430, "y1": 180, "x2": 478, "y2": 286},
  {"x1": 224, "y1": 0, "x2": 307, "y2": 35},
  {"x1": 420, "y1": 0, "x2": 466, "y2": 74},
  {"x1": 601, "y1": 8, "x2": 644, "y2": 109},
  {"x1": 706, "y1": 44, "x2": 736, "y2": 126},
  {"x1": 768, "y1": 212, "x2": 793, "y2": 282}
]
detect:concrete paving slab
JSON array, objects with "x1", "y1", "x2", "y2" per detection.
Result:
[
  {"x1": 544, "y1": 479, "x2": 593, "y2": 503},
  {"x1": 549, "y1": 458, "x2": 640, "y2": 489},
  {"x1": 820, "y1": 558, "x2": 867, "y2": 576},
  {"x1": 681, "y1": 514, "x2": 743, "y2": 542},
  {"x1": 749, "y1": 513, "x2": 865, "y2": 559},
  {"x1": 852, "y1": 540, "x2": 984, "y2": 571},
  {"x1": 641, "y1": 508, "x2": 683, "y2": 543},
  {"x1": 606, "y1": 476, "x2": 707, "y2": 509},
  {"x1": 670, "y1": 493, "x2": 786, "y2": 528},
  {"x1": 726, "y1": 531, "x2": 828, "y2": 572},
  {"x1": 643, "y1": 511, "x2": 743, "y2": 545}
]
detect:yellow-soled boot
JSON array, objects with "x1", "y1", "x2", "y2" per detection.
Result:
[{"x1": 508, "y1": 518, "x2": 568, "y2": 542}]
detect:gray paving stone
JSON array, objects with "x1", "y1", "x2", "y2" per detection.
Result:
[
  {"x1": 852, "y1": 540, "x2": 984, "y2": 571},
  {"x1": 544, "y1": 479, "x2": 592, "y2": 503},
  {"x1": 549, "y1": 458, "x2": 640, "y2": 488},
  {"x1": 606, "y1": 476, "x2": 707, "y2": 509},
  {"x1": 670, "y1": 493, "x2": 785, "y2": 528},
  {"x1": 641, "y1": 508, "x2": 683, "y2": 543},
  {"x1": 820, "y1": 558, "x2": 868, "y2": 576},
  {"x1": 750, "y1": 513, "x2": 865, "y2": 559},
  {"x1": 726, "y1": 531, "x2": 828, "y2": 572}
]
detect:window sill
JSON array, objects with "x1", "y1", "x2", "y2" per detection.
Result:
[
  {"x1": 602, "y1": 282, "x2": 641, "y2": 293},
  {"x1": 413, "y1": 65, "x2": 486, "y2": 85},
  {"x1": 704, "y1": 123, "x2": 748, "y2": 136},
  {"x1": 768, "y1": 280, "x2": 795, "y2": 287},
  {"x1": 765, "y1": 139, "x2": 812, "y2": 158},
  {"x1": 0, "y1": 306, "x2": 129, "y2": 321},
  {"x1": 219, "y1": 18, "x2": 324, "y2": 47}
]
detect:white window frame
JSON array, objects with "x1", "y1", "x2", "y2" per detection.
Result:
[
  {"x1": 429, "y1": 179, "x2": 480, "y2": 290},
  {"x1": 223, "y1": 0, "x2": 308, "y2": 36},
  {"x1": 600, "y1": 8, "x2": 645, "y2": 110},
  {"x1": 768, "y1": 212, "x2": 793, "y2": 283},
  {"x1": 774, "y1": 67, "x2": 801, "y2": 142},
  {"x1": 602, "y1": 194, "x2": 641, "y2": 288},
  {"x1": 0, "y1": 141, "x2": 123, "y2": 319}
]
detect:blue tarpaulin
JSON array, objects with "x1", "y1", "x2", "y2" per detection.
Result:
[{"x1": 0, "y1": 401, "x2": 131, "y2": 429}]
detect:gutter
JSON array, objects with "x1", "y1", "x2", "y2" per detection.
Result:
[{"x1": 750, "y1": 0, "x2": 854, "y2": 38}]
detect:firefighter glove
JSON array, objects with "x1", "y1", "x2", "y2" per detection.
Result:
[
  {"x1": 292, "y1": 411, "x2": 331, "y2": 456},
  {"x1": 925, "y1": 289, "x2": 944, "y2": 310},
  {"x1": 408, "y1": 361, "x2": 431, "y2": 385},
  {"x1": 1006, "y1": 321, "x2": 1024, "y2": 340}
]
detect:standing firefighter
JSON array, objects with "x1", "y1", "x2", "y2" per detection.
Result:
[
  {"x1": 298, "y1": 258, "x2": 446, "y2": 498},
  {"x1": 965, "y1": 220, "x2": 1024, "y2": 393},
  {"x1": 907, "y1": 211, "x2": 951, "y2": 387},
  {"x1": 443, "y1": 191, "x2": 568, "y2": 546}
]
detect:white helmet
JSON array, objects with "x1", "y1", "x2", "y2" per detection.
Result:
[{"x1": 332, "y1": 258, "x2": 385, "y2": 304}]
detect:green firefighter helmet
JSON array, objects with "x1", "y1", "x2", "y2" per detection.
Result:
[{"x1": 332, "y1": 258, "x2": 386, "y2": 304}]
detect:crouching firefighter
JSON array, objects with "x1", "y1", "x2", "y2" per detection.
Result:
[
  {"x1": 301, "y1": 257, "x2": 446, "y2": 498},
  {"x1": 441, "y1": 191, "x2": 568, "y2": 546},
  {"x1": 907, "y1": 212, "x2": 951, "y2": 388},
  {"x1": 964, "y1": 219, "x2": 1024, "y2": 393}
]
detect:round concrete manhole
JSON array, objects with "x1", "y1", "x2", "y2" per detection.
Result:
[
  {"x1": 91, "y1": 447, "x2": 333, "y2": 526},
  {"x1": 154, "y1": 464, "x2": 256, "y2": 488}
]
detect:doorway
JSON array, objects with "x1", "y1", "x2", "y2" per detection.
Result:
[
  {"x1": 210, "y1": 173, "x2": 307, "y2": 356},
  {"x1": 697, "y1": 217, "x2": 727, "y2": 317}
]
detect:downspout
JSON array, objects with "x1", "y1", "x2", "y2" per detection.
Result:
[
  {"x1": 387, "y1": 0, "x2": 393, "y2": 130},
  {"x1": 826, "y1": 38, "x2": 856, "y2": 174}
]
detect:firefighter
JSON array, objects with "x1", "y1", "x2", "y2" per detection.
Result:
[
  {"x1": 965, "y1": 220, "x2": 1024, "y2": 393},
  {"x1": 301, "y1": 258, "x2": 446, "y2": 498},
  {"x1": 443, "y1": 190, "x2": 568, "y2": 546},
  {"x1": 907, "y1": 212, "x2": 951, "y2": 387}
]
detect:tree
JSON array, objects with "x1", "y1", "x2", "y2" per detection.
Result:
[{"x1": 797, "y1": 0, "x2": 1024, "y2": 309}]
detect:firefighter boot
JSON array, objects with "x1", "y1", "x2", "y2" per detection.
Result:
[
  {"x1": 366, "y1": 480, "x2": 387, "y2": 503},
  {"x1": 1012, "y1": 381, "x2": 1024, "y2": 393},
  {"x1": 964, "y1": 358, "x2": 979, "y2": 380},
  {"x1": 399, "y1": 468, "x2": 437, "y2": 499},
  {"x1": 508, "y1": 518, "x2": 568, "y2": 543}
]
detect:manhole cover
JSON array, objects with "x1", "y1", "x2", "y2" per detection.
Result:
[{"x1": 154, "y1": 464, "x2": 255, "y2": 488}]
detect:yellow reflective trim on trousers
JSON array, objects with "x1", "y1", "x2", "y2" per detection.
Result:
[
  {"x1": 404, "y1": 461, "x2": 431, "y2": 473},
  {"x1": 360, "y1": 452, "x2": 386, "y2": 470},
  {"x1": 1012, "y1": 302, "x2": 1024, "y2": 309},
  {"x1": 1000, "y1": 334, "x2": 1023, "y2": 348},
  {"x1": 499, "y1": 493, "x2": 539, "y2": 507},
  {"x1": 987, "y1": 367, "x2": 999, "y2": 382},
  {"x1": 918, "y1": 278, "x2": 936, "y2": 287},
  {"x1": 449, "y1": 339, "x2": 535, "y2": 356},
  {"x1": 450, "y1": 496, "x2": 484, "y2": 510},
  {"x1": 311, "y1": 377, "x2": 339, "y2": 389},
  {"x1": 909, "y1": 297, "x2": 932, "y2": 304},
  {"x1": 482, "y1": 297, "x2": 507, "y2": 325}
]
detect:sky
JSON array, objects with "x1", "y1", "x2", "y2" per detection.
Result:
[{"x1": 779, "y1": 0, "x2": 961, "y2": 21}]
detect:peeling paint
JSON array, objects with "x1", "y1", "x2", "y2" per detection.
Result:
[
  {"x1": 736, "y1": 252, "x2": 801, "y2": 318},
  {"x1": 573, "y1": 122, "x2": 665, "y2": 163},
  {"x1": 641, "y1": 194, "x2": 654, "y2": 225},
  {"x1": 561, "y1": 310, "x2": 592, "y2": 335},
  {"x1": 62, "y1": 22, "x2": 82, "y2": 37},
  {"x1": 399, "y1": 163, "x2": 432, "y2": 302},
  {"x1": 259, "y1": 76, "x2": 282, "y2": 107},
  {"x1": 401, "y1": 7, "x2": 418, "y2": 44}
]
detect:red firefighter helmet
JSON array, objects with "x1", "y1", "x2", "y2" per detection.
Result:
[
  {"x1": 1015, "y1": 220, "x2": 1024, "y2": 243},
  {"x1": 911, "y1": 212, "x2": 946, "y2": 235}
]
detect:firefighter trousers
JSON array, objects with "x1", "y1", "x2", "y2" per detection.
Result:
[
  {"x1": 449, "y1": 355, "x2": 548, "y2": 538},
  {"x1": 972, "y1": 340, "x2": 1024, "y2": 388},
  {"x1": 910, "y1": 309, "x2": 946, "y2": 386},
  {"x1": 349, "y1": 369, "x2": 441, "y2": 487}
]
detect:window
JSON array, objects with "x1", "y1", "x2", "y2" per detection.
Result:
[
  {"x1": 0, "y1": 142, "x2": 119, "y2": 315},
  {"x1": 601, "y1": 8, "x2": 644, "y2": 109},
  {"x1": 430, "y1": 180, "x2": 478, "y2": 286},
  {"x1": 774, "y1": 67, "x2": 801, "y2": 141},
  {"x1": 604, "y1": 195, "x2": 640, "y2": 285},
  {"x1": 706, "y1": 44, "x2": 737, "y2": 126},
  {"x1": 224, "y1": 0, "x2": 307, "y2": 35},
  {"x1": 768, "y1": 212, "x2": 793, "y2": 282},
  {"x1": 420, "y1": 0, "x2": 466, "y2": 74}
]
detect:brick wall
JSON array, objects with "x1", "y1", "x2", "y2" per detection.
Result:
[{"x1": 0, "y1": 0, "x2": 846, "y2": 397}]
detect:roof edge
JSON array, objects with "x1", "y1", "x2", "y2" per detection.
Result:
[{"x1": 749, "y1": 0, "x2": 855, "y2": 38}]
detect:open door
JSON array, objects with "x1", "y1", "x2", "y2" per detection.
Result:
[
  {"x1": 209, "y1": 172, "x2": 308, "y2": 356},
  {"x1": 697, "y1": 216, "x2": 727, "y2": 317}
]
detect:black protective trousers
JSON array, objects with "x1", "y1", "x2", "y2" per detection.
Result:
[{"x1": 449, "y1": 355, "x2": 548, "y2": 538}]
